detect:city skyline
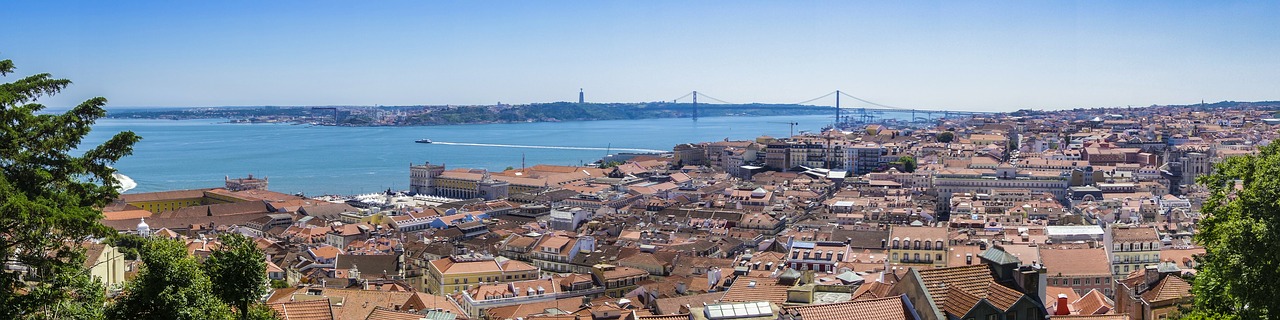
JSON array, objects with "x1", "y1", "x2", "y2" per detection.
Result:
[{"x1": 4, "y1": 1, "x2": 1279, "y2": 111}]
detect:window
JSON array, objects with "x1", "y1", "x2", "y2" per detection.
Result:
[
  {"x1": 1073, "y1": 278, "x2": 1080, "y2": 286},
  {"x1": 937, "y1": 254, "x2": 943, "y2": 261},
  {"x1": 936, "y1": 241, "x2": 944, "y2": 249}
]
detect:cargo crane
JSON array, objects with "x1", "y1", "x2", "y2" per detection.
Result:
[{"x1": 769, "y1": 121, "x2": 799, "y2": 137}]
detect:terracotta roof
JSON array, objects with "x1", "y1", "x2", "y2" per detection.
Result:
[
  {"x1": 721, "y1": 279, "x2": 790, "y2": 304},
  {"x1": 942, "y1": 286, "x2": 982, "y2": 317},
  {"x1": 637, "y1": 314, "x2": 689, "y2": 320},
  {"x1": 1070, "y1": 289, "x2": 1114, "y2": 315},
  {"x1": 984, "y1": 280, "x2": 1025, "y2": 310},
  {"x1": 102, "y1": 209, "x2": 153, "y2": 221},
  {"x1": 915, "y1": 265, "x2": 993, "y2": 308},
  {"x1": 888, "y1": 225, "x2": 948, "y2": 241},
  {"x1": 363, "y1": 307, "x2": 424, "y2": 320},
  {"x1": 120, "y1": 189, "x2": 211, "y2": 203},
  {"x1": 1039, "y1": 247, "x2": 1111, "y2": 276},
  {"x1": 82, "y1": 243, "x2": 107, "y2": 270},
  {"x1": 1111, "y1": 226, "x2": 1159, "y2": 243},
  {"x1": 654, "y1": 292, "x2": 725, "y2": 315},
  {"x1": 268, "y1": 299, "x2": 335, "y2": 320},
  {"x1": 1048, "y1": 315, "x2": 1129, "y2": 320},
  {"x1": 782, "y1": 295, "x2": 913, "y2": 320},
  {"x1": 1141, "y1": 275, "x2": 1192, "y2": 303}
]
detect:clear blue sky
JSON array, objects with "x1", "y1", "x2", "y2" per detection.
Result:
[{"x1": 3, "y1": 1, "x2": 1278, "y2": 111}]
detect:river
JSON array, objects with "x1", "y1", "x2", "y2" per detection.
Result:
[{"x1": 83, "y1": 115, "x2": 845, "y2": 195}]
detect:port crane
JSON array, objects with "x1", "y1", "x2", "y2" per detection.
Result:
[{"x1": 769, "y1": 121, "x2": 799, "y2": 137}]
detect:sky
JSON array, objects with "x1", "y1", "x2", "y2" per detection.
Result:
[{"x1": 2, "y1": 1, "x2": 1278, "y2": 112}]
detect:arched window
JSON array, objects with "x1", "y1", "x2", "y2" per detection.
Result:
[
  {"x1": 936, "y1": 241, "x2": 944, "y2": 250},
  {"x1": 925, "y1": 241, "x2": 932, "y2": 250},
  {"x1": 892, "y1": 239, "x2": 900, "y2": 249},
  {"x1": 914, "y1": 240, "x2": 921, "y2": 250}
]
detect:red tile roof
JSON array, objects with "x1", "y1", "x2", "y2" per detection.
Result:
[
  {"x1": 782, "y1": 295, "x2": 913, "y2": 320},
  {"x1": 268, "y1": 299, "x2": 335, "y2": 320}
]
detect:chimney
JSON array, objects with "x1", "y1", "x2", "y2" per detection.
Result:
[
  {"x1": 1143, "y1": 265, "x2": 1161, "y2": 287},
  {"x1": 1054, "y1": 294, "x2": 1071, "y2": 315}
]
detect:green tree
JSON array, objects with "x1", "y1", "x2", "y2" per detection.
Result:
[
  {"x1": 205, "y1": 234, "x2": 269, "y2": 320},
  {"x1": 936, "y1": 131, "x2": 955, "y2": 143},
  {"x1": 105, "y1": 232, "x2": 145, "y2": 260},
  {"x1": 1185, "y1": 142, "x2": 1280, "y2": 319},
  {"x1": 107, "y1": 238, "x2": 232, "y2": 320},
  {"x1": 898, "y1": 156, "x2": 917, "y2": 173},
  {"x1": 1, "y1": 55, "x2": 141, "y2": 318}
]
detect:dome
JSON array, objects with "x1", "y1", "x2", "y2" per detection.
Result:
[{"x1": 137, "y1": 217, "x2": 151, "y2": 236}]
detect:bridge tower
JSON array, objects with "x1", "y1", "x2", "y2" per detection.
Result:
[
  {"x1": 835, "y1": 90, "x2": 841, "y2": 126},
  {"x1": 692, "y1": 91, "x2": 699, "y2": 121}
]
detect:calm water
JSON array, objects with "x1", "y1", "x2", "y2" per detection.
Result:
[{"x1": 82, "y1": 115, "x2": 838, "y2": 195}]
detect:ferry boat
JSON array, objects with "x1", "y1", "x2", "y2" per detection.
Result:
[{"x1": 415, "y1": 139, "x2": 432, "y2": 144}]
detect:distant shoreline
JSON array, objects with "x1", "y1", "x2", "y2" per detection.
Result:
[{"x1": 105, "y1": 102, "x2": 837, "y2": 127}]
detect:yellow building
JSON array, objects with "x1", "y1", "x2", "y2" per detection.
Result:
[
  {"x1": 1107, "y1": 226, "x2": 1161, "y2": 278},
  {"x1": 83, "y1": 243, "x2": 127, "y2": 291},
  {"x1": 425, "y1": 254, "x2": 539, "y2": 295},
  {"x1": 118, "y1": 188, "x2": 249, "y2": 214},
  {"x1": 888, "y1": 225, "x2": 949, "y2": 268}
]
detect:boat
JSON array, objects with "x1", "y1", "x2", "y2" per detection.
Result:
[{"x1": 415, "y1": 139, "x2": 432, "y2": 144}]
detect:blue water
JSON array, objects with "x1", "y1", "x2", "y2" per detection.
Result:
[{"x1": 82, "y1": 115, "x2": 837, "y2": 195}]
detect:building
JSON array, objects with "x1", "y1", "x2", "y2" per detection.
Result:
[
  {"x1": 1038, "y1": 247, "x2": 1115, "y2": 296},
  {"x1": 933, "y1": 165, "x2": 1070, "y2": 203},
  {"x1": 888, "y1": 225, "x2": 949, "y2": 268},
  {"x1": 785, "y1": 241, "x2": 849, "y2": 273},
  {"x1": 225, "y1": 174, "x2": 268, "y2": 191},
  {"x1": 548, "y1": 207, "x2": 591, "y2": 231},
  {"x1": 1114, "y1": 262, "x2": 1192, "y2": 320},
  {"x1": 846, "y1": 142, "x2": 887, "y2": 175},
  {"x1": 892, "y1": 249, "x2": 1047, "y2": 320},
  {"x1": 82, "y1": 243, "x2": 126, "y2": 290},
  {"x1": 591, "y1": 264, "x2": 650, "y2": 298},
  {"x1": 424, "y1": 254, "x2": 540, "y2": 295},
  {"x1": 1105, "y1": 226, "x2": 1161, "y2": 278}
]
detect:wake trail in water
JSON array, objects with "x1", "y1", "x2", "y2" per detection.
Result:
[
  {"x1": 112, "y1": 171, "x2": 137, "y2": 193},
  {"x1": 431, "y1": 141, "x2": 667, "y2": 153}
]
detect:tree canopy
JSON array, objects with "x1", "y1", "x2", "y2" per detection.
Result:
[
  {"x1": 206, "y1": 234, "x2": 269, "y2": 320},
  {"x1": 107, "y1": 238, "x2": 233, "y2": 320},
  {"x1": 1184, "y1": 142, "x2": 1280, "y2": 319},
  {"x1": 897, "y1": 156, "x2": 917, "y2": 173},
  {"x1": 0, "y1": 54, "x2": 140, "y2": 318},
  {"x1": 936, "y1": 131, "x2": 955, "y2": 143}
]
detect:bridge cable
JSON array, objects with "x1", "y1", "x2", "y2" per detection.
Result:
[
  {"x1": 790, "y1": 91, "x2": 837, "y2": 106},
  {"x1": 838, "y1": 91, "x2": 909, "y2": 110},
  {"x1": 695, "y1": 92, "x2": 734, "y2": 104},
  {"x1": 671, "y1": 91, "x2": 695, "y2": 103}
]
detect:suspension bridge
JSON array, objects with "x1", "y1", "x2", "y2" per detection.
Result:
[{"x1": 667, "y1": 90, "x2": 994, "y2": 123}]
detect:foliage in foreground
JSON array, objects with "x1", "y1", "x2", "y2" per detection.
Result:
[
  {"x1": 0, "y1": 54, "x2": 140, "y2": 319},
  {"x1": 1185, "y1": 142, "x2": 1280, "y2": 319}
]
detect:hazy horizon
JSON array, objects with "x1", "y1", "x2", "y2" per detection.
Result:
[{"x1": 4, "y1": 1, "x2": 1279, "y2": 112}]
